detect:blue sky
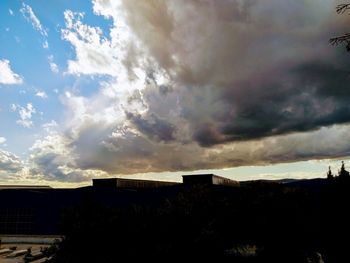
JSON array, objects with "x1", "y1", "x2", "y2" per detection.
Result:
[
  {"x1": 0, "y1": 0, "x2": 114, "y2": 156},
  {"x1": 0, "y1": 0, "x2": 349, "y2": 187}
]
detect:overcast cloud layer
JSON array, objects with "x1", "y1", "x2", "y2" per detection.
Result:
[{"x1": 1, "y1": 0, "x2": 350, "y2": 184}]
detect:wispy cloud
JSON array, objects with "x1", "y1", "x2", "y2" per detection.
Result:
[
  {"x1": 43, "y1": 40, "x2": 49, "y2": 49},
  {"x1": 12, "y1": 103, "x2": 36, "y2": 128},
  {"x1": 20, "y1": 3, "x2": 47, "y2": 37},
  {"x1": 42, "y1": 120, "x2": 58, "y2": 133},
  {"x1": 0, "y1": 59, "x2": 23, "y2": 85},
  {"x1": 48, "y1": 55, "x2": 58, "y2": 73},
  {"x1": 35, "y1": 90, "x2": 48, "y2": 99}
]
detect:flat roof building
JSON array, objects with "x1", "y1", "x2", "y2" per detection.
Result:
[
  {"x1": 92, "y1": 175, "x2": 239, "y2": 189},
  {"x1": 92, "y1": 178, "x2": 179, "y2": 189},
  {"x1": 0, "y1": 185, "x2": 51, "y2": 190},
  {"x1": 182, "y1": 174, "x2": 239, "y2": 187}
]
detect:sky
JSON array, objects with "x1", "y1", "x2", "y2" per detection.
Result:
[{"x1": 0, "y1": 0, "x2": 350, "y2": 187}]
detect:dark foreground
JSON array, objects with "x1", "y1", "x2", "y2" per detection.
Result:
[
  {"x1": 45, "y1": 178, "x2": 349, "y2": 263},
  {"x1": 1, "y1": 178, "x2": 350, "y2": 262}
]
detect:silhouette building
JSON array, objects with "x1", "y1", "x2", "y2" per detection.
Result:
[
  {"x1": 92, "y1": 178, "x2": 179, "y2": 189},
  {"x1": 182, "y1": 174, "x2": 240, "y2": 187},
  {"x1": 0, "y1": 174, "x2": 238, "y2": 235}
]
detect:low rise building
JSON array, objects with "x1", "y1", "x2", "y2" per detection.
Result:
[
  {"x1": 182, "y1": 174, "x2": 239, "y2": 187},
  {"x1": 92, "y1": 178, "x2": 179, "y2": 189}
]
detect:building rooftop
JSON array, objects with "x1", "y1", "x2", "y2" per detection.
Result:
[{"x1": 0, "y1": 186, "x2": 52, "y2": 190}]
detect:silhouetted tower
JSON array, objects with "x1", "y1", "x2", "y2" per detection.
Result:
[
  {"x1": 327, "y1": 166, "x2": 334, "y2": 180},
  {"x1": 338, "y1": 161, "x2": 350, "y2": 179}
]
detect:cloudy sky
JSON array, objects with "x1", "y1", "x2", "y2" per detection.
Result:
[{"x1": 0, "y1": 0, "x2": 350, "y2": 187}]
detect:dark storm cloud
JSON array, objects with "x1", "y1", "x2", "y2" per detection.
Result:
[
  {"x1": 294, "y1": 61, "x2": 350, "y2": 98},
  {"x1": 27, "y1": 0, "x2": 350, "y2": 180},
  {"x1": 118, "y1": 0, "x2": 350, "y2": 149},
  {"x1": 126, "y1": 111, "x2": 176, "y2": 142},
  {"x1": 190, "y1": 59, "x2": 350, "y2": 146}
]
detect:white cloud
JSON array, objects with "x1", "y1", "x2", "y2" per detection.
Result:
[
  {"x1": 9, "y1": 9, "x2": 14, "y2": 16},
  {"x1": 0, "y1": 150, "x2": 31, "y2": 184},
  {"x1": 28, "y1": 133, "x2": 108, "y2": 182},
  {"x1": 20, "y1": 3, "x2": 47, "y2": 36},
  {"x1": 48, "y1": 55, "x2": 58, "y2": 73},
  {"x1": 0, "y1": 0, "x2": 345, "y2": 185},
  {"x1": 92, "y1": 0, "x2": 120, "y2": 21},
  {"x1": 46, "y1": 0, "x2": 350, "y2": 179},
  {"x1": 0, "y1": 137, "x2": 6, "y2": 144},
  {"x1": 61, "y1": 9, "x2": 129, "y2": 76},
  {"x1": 42, "y1": 120, "x2": 58, "y2": 133},
  {"x1": 10, "y1": 103, "x2": 17, "y2": 111},
  {"x1": 35, "y1": 90, "x2": 48, "y2": 99},
  {"x1": 50, "y1": 62, "x2": 58, "y2": 73},
  {"x1": 0, "y1": 150, "x2": 23, "y2": 173},
  {"x1": 0, "y1": 59, "x2": 23, "y2": 85},
  {"x1": 0, "y1": 145, "x2": 104, "y2": 185},
  {"x1": 43, "y1": 40, "x2": 49, "y2": 49},
  {"x1": 13, "y1": 103, "x2": 36, "y2": 128}
]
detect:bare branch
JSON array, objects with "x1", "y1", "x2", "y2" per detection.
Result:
[
  {"x1": 330, "y1": 34, "x2": 350, "y2": 51},
  {"x1": 336, "y1": 4, "x2": 350, "y2": 14},
  {"x1": 330, "y1": 3, "x2": 350, "y2": 51},
  {"x1": 330, "y1": 34, "x2": 350, "y2": 45}
]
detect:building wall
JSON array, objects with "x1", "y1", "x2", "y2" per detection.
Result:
[
  {"x1": 212, "y1": 176, "x2": 240, "y2": 187},
  {"x1": 182, "y1": 174, "x2": 214, "y2": 185},
  {"x1": 93, "y1": 178, "x2": 179, "y2": 189},
  {"x1": 0, "y1": 208, "x2": 35, "y2": 234},
  {"x1": 92, "y1": 179, "x2": 118, "y2": 188},
  {"x1": 0, "y1": 189, "x2": 82, "y2": 235},
  {"x1": 183, "y1": 174, "x2": 239, "y2": 187},
  {"x1": 116, "y1": 179, "x2": 178, "y2": 189}
]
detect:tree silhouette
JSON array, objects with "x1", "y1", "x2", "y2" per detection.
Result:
[
  {"x1": 330, "y1": 4, "x2": 350, "y2": 51},
  {"x1": 338, "y1": 161, "x2": 350, "y2": 179},
  {"x1": 327, "y1": 166, "x2": 334, "y2": 180}
]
